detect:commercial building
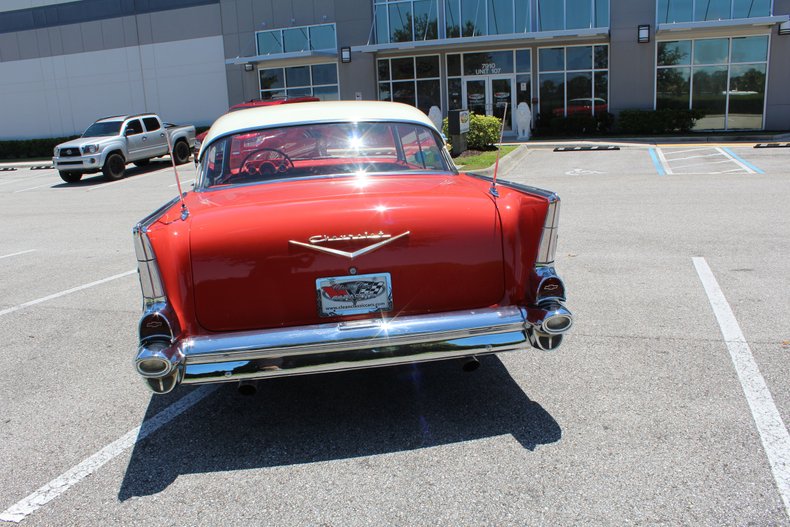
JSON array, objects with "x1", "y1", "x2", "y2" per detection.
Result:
[{"x1": 0, "y1": 0, "x2": 788, "y2": 139}]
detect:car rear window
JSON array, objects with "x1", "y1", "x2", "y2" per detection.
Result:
[{"x1": 199, "y1": 121, "x2": 452, "y2": 188}]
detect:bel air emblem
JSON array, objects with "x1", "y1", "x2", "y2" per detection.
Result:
[{"x1": 290, "y1": 231, "x2": 410, "y2": 259}]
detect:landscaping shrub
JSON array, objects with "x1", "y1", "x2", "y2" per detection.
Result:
[
  {"x1": 442, "y1": 113, "x2": 502, "y2": 151},
  {"x1": 618, "y1": 108, "x2": 704, "y2": 134},
  {"x1": 0, "y1": 136, "x2": 79, "y2": 160},
  {"x1": 536, "y1": 111, "x2": 615, "y2": 136}
]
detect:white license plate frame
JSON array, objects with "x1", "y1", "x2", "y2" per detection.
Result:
[{"x1": 316, "y1": 273, "x2": 392, "y2": 317}]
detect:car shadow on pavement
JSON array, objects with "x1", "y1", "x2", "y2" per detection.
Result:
[
  {"x1": 51, "y1": 160, "x2": 171, "y2": 188},
  {"x1": 118, "y1": 355, "x2": 560, "y2": 500}
]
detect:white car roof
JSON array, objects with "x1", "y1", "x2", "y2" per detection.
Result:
[{"x1": 201, "y1": 101, "x2": 439, "y2": 154}]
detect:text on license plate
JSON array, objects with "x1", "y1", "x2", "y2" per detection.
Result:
[{"x1": 316, "y1": 273, "x2": 392, "y2": 317}]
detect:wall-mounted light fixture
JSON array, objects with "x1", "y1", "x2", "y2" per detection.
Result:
[
  {"x1": 244, "y1": 63, "x2": 254, "y2": 72},
  {"x1": 340, "y1": 46, "x2": 351, "y2": 63},
  {"x1": 779, "y1": 21, "x2": 790, "y2": 35},
  {"x1": 638, "y1": 24, "x2": 650, "y2": 43}
]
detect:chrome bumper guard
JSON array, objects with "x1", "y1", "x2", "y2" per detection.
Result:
[{"x1": 136, "y1": 304, "x2": 572, "y2": 393}]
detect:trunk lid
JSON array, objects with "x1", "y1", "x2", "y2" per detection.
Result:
[{"x1": 188, "y1": 174, "x2": 504, "y2": 332}]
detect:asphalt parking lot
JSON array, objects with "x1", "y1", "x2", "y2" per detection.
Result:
[{"x1": 1, "y1": 144, "x2": 789, "y2": 525}]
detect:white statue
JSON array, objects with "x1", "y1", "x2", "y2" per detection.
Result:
[
  {"x1": 428, "y1": 106, "x2": 442, "y2": 132},
  {"x1": 516, "y1": 102, "x2": 532, "y2": 140}
]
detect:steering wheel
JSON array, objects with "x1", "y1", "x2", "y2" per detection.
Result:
[{"x1": 238, "y1": 148, "x2": 294, "y2": 179}]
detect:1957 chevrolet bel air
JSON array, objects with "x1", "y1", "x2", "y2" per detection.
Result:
[{"x1": 133, "y1": 101, "x2": 573, "y2": 394}]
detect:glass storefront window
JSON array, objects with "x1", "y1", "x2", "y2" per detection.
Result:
[
  {"x1": 389, "y1": 3, "x2": 413, "y2": 42},
  {"x1": 658, "y1": 0, "x2": 772, "y2": 23},
  {"x1": 516, "y1": 49, "x2": 531, "y2": 72},
  {"x1": 447, "y1": 54, "x2": 461, "y2": 76},
  {"x1": 655, "y1": 36, "x2": 768, "y2": 129},
  {"x1": 259, "y1": 64, "x2": 339, "y2": 101},
  {"x1": 283, "y1": 27, "x2": 309, "y2": 52},
  {"x1": 488, "y1": 0, "x2": 514, "y2": 34},
  {"x1": 538, "y1": 45, "x2": 609, "y2": 121},
  {"x1": 376, "y1": 0, "x2": 438, "y2": 44},
  {"x1": 658, "y1": 41, "x2": 692, "y2": 66},
  {"x1": 656, "y1": 67, "x2": 691, "y2": 109},
  {"x1": 694, "y1": 38, "x2": 728, "y2": 64},
  {"x1": 539, "y1": 48, "x2": 564, "y2": 72},
  {"x1": 445, "y1": 0, "x2": 461, "y2": 37},
  {"x1": 414, "y1": 0, "x2": 439, "y2": 40},
  {"x1": 537, "y1": 0, "x2": 564, "y2": 30},
  {"x1": 378, "y1": 56, "x2": 442, "y2": 115},
  {"x1": 731, "y1": 35, "x2": 768, "y2": 63},
  {"x1": 461, "y1": 0, "x2": 486, "y2": 36},
  {"x1": 463, "y1": 51, "x2": 514, "y2": 76},
  {"x1": 566, "y1": 0, "x2": 592, "y2": 29},
  {"x1": 256, "y1": 24, "x2": 335, "y2": 56}
]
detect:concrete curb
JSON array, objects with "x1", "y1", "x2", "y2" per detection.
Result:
[
  {"x1": 503, "y1": 131, "x2": 790, "y2": 148},
  {"x1": 458, "y1": 144, "x2": 529, "y2": 177}
]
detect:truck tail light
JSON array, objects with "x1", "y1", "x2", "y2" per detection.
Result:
[{"x1": 536, "y1": 197, "x2": 560, "y2": 266}]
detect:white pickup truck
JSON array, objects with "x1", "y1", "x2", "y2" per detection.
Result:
[{"x1": 52, "y1": 113, "x2": 196, "y2": 183}]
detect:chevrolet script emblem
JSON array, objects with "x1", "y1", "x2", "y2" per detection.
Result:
[{"x1": 289, "y1": 231, "x2": 410, "y2": 259}]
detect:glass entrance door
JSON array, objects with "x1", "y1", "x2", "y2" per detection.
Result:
[
  {"x1": 490, "y1": 76, "x2": 513, "y2": 130},
  {"x1": 463, "y1": 77, "x2": 514, "y2": 131},
  {"x1": 464, "y1": 79, "x2": 488, "y2": 117}
]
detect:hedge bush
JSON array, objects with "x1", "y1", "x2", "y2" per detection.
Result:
[
  {"x1": 537, "y1": 112, "x2": 615, "y2": 136},
  {"x1": 618, "y1": 109, "x2": 705, "y2": 134},
  {"x1": 442, "y1": 113, "x2": 502, "y2": 151},
  {"x1": 0, "y1": 136, "x2": 79, "y2": 160}
]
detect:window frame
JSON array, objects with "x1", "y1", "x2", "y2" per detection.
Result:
[
  {"x1": 655, "y1": 0, "x2": 774, "y2": 24},
  {"x1": 258, "y1": 63, "x2": 340, "y2": 101},
  {"x1": 536, "y1": 43, "x2": 610, "y2": 119},
  {"x1": 377, "y1": 54, "x2": 444, "y2": 115},
  {"x1": 653, "y1": 34, "x2": 771, "y2": 130},
  {"x1": 255, "y1": 23, "x2": 337, "y2": 56}
]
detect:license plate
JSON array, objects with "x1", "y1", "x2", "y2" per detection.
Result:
[{"x1": 316, "y1": 273, "x2": 392, "y2": 317}]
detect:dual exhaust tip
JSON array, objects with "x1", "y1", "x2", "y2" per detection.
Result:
[{"x1": 527, "y1": 303, "x2": 573, "y2": 352}]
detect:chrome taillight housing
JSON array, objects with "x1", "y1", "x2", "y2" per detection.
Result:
[
  {"x1": 133, "y1": 226, "x2": 165, "y2": 309},
  {"x1": 536, "y1": 196, "x2": 560, "y2": 266}
]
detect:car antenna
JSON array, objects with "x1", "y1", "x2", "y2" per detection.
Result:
[
  {"x1": 165, "y1": 134, "x2": 189, "y2": 220},
  {"x1": 490, "y1": 102, "x2": 508, "y2": 198}
]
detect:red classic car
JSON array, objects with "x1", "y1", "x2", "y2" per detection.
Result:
[{"x1": 133, "y1": 101, "x2": 573, "y2": 394}]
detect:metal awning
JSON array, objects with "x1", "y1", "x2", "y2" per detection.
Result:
[
  {"x1": 225, "y1": 50, "x2": 337, "y2": 66},
  {"x1": 657, "y1": 15, "x2": 789, "y2": 33},
  {"x1": 351, "y1": 28, "x2": 610, "y2": 54}
]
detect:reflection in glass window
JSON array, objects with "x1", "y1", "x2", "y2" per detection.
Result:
[
  {"x1": 286, "y1": 66, "x2": 310, "y2": 87},
  {"x1": 539, "y1": 48, "x2": 564, "y2": 72},
  {"x1": 657, "y1": 67, "x2": 691, "y2": 109},
  {"x1": 378, "y1": 56, "x2": 442, "y2": 116},
  {"x1": 538, "y1": 45, "x2": 609, "y2": 121},
  {"x1": 376, "y1": 0, "x2": 438, "y2": 43},
  {"x1": 658, "y1": 41, "x2": 692, "y2": 66},
  {"x1": 309, "y1": 25, "x2": 335, "y2": 50},
  {"x1": 732, "y1": 0, "x2": 770, "y2": 18},
  {"x1": 461, "y1": 0, "x2": 486, "y2": 36},
  {"x1": 655, "y1": 36, "x2": 768, "y2": 129},
  {"x1": 447, "y1": 54, "x2": 461, "y2": 76},
  {"x1": 659, "y1": 0, "x2": 771, "y2": 22},
  {"x1": 694, "y1": 38, "x2": 728, "y2": 65},
  {"x1": 731, "y1": 35, "x2": 768, "y2": 63},
  {"x1": 537, "y1": 0, "x2": 564, "y2": 30},
  {"x1": 445, "y1": 0, "x2": 461, "y2": 37},
  {"x1": 488, "y1": 0, "x2": 513, "y2": 34},
  {"x1": 566, "y1": 0, "x2": 591, "y2": 29},
  {"x1": 728, "y1": 64, "x2": 766, "y2": 129},
  {"x1": 448, "y1": 78, "x2": 462, "y2": 110},
  {"x1": 283, "y1": 27, "x2": 309, "y2": 52},
  {"x1": 256, "y1": 24, "x2": 335, "y2": 56},
  {"x1": 567, "y1": 46, "x2": 592, "y2": 70},
  {"x1": 389, "y1": 3, "x2": 413, "y2": 42},
  {"x1": 259, "y1": 64, "x2": 339, "y2": 101}
]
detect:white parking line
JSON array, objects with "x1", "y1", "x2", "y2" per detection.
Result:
[
  {"x1": 0, "y1": 249, "x2": 36, "y2": 260},
  {"x1": 14, "y1": 182, "x2": 55, "y2": 193},
  {"x1": 0, "y1": 270, "x2": 136, "y2": 317},
  {"x1": 0, "y1": 173, "x2": 51, "y2": 186},
  {"x1": 662, "y1": 147, "x2": 711, "y2": 156},
  {"x1": 86, "y1": 170, "x2": 164, "y2": 192},
  {"x1": 717, "y1": 147, "x2": 759, "y2": 174},
  {"x1": 654, "y1": 147, "x2": 674, "y2": 175},
  {"x1": 0, "y1": 385, "x2": 219, "y2": 523},
  {"x1": 665, "y1": 153, "x2": 723, "y2": 162},
  {"x1": 671, "y1": 159, "x2": 739, "y2": 170},
  {"x1": 169, "y1": 178, "x2": 194, "y2": 188},
  {"x1": 693, "y1": 257, "x2": 790, "y2": 520}
]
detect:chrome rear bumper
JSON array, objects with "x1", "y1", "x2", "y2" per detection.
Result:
[{"x1": 136, "y1": 304, "x2": 572, "y2": 394}]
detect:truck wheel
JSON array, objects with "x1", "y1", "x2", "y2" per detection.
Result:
[
  {"x1": 173, "y1": 140, "x2": 190, "y2": 165},
  {"x1": 102, "y1": 153, "x2": 125, "y2": 181},
  {"x1": 59, "y1": 171, "x2": 82, "y2": 183},
  {"x1": 133, "y1": 159, "x2": 150, "y2": 167}
]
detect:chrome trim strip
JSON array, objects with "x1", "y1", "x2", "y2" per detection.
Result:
[
  {"x1": 467, "y1": 173, "x2": 559, "y2": 201},
  {"x1": 289, "y1": 231, "x2": 410, "y2": 259}
]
